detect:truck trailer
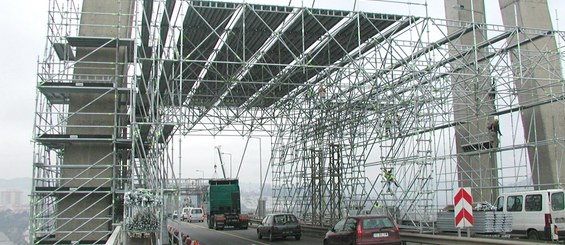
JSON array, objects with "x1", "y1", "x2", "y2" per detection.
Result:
[{"x1": 206, "y1": 179, "x2": 249, "y2": 230}]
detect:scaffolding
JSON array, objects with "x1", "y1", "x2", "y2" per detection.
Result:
[
  {"x1": 31, "y1": 0, "x2": 565, "y2": 243},
  {"x1": 30, "y1": 0, "x2": 178, "y2": 243}
]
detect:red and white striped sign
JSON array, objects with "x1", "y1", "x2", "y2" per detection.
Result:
[{"x1": 454, "y1": 187, "x2": 473, "y2": 228}]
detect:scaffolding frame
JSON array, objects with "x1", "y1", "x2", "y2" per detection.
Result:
[{"x1": 31, "y1": 0, "x2": 565, "y2": 242}]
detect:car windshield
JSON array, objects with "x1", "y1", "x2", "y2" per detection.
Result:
[
  {"x1": 361, "y1": 217, "x2": 394, "y2": 230},
  {"x1": 191, "y1": 209, "x2": 202, "y2": 214},
  {"x1": 273, "y1": 214, "x2": 298, "y2": 224}
]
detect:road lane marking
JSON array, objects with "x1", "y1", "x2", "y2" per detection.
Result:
[{"x1": 185, "y1": 223, "x2": 270, "y2": 245}]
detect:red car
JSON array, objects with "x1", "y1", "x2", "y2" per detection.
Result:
[{"x1": 324, "y1": 215, "x2": 401, "y2": 245}]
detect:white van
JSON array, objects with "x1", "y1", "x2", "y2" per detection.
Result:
[
  {"x1": 494, "y1": 189, "x2": 565, "y2": 240},
  {"x1": 182, "y1": 207, "x2": 205, "y2": 223}
]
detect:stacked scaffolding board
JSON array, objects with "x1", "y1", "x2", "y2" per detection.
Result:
[{"x1": 31, "y1": 0, "x2": 565, "y2": 241}]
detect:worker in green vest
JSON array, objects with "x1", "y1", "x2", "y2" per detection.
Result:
[
  {"x1": 374, "y1": 201, "x2": 381, "y2": 209},
  {"x1": 383, "y1": 168, "x2": 398, "y2": 192}
]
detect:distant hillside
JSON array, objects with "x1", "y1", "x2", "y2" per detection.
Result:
[
  {"x1": 0, "y1": 178, "x2": 31, "y2": 193},
  {"x1": 240, "y1": 182, "x2": 272, "y2": 196},
  {"x1": 0, "y1": 178, "x2": 274, "y2": 197}
]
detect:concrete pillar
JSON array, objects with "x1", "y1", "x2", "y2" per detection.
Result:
[
  {"x1": 498, "y1": 0, "x2": 565, "y2": 189},
  {"x1": 57, "y1": 0, "x2": 134, "y2": 242},
  {"x1": 444, "y1": 0, "x2": 500, "y2": 203}
]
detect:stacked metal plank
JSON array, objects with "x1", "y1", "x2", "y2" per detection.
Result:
[{"x1": 437, "y1": 211, "x2": 512, "y2": 233}]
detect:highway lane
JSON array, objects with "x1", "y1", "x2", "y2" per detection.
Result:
[{"x1": 168, "y1": 219, "x2": 323, "y2": 245}]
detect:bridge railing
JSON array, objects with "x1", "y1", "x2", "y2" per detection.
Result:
[
  {"x1": 105, "y1": 225, "x2": 122, "y2": 245},
  {"x1": 401, "y1": 232, "x2": 543, "y2": 245}
]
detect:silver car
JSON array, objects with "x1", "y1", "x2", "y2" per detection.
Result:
[{"x1": 257, "y1": 213, "x2": 301, "y2": 241}]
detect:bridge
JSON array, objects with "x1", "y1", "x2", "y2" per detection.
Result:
[{"x1": 30, "y1": 0, "x2": 565, "y2": 244}]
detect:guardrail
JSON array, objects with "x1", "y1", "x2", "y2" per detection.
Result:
[
  {"x1": 401, "y1": 233, "x2": 545, "y2": 245},
  {"x1": 252, "y1": 218, "x2": 543, "y2": 244},
  {"x1": 300, "y1": 225, "x2": 330, "y2": 238},
  {"x1": 248, "y1": 218, "x2": 329, "y2": 238},
  {"x1": 105, "y1": 225, "x2": 122, "y2": 245}
]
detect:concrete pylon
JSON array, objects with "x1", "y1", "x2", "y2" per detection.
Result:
[
  {"x1": 56, "y1": 0, "x2": 134, "y2": 242},
  {"x1": 498, "y1": 0, "x2": 565, "y2": 189},
  {"x1": 444, "y1": 0, "x2": 500, "y2": 203}
]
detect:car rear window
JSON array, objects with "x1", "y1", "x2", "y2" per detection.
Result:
[
  {"x1": 274, "y1": 214, "x2": 298, "y2": 224},
  {"x1": 361, "y1": 217, "x2": 394, "y2": 230},
  {"x1": 191, "y1": 209, "x2": 203, "y2": 214}
]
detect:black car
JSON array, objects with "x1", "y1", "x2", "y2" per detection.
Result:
[{"x1": 257, "y1": 213, "x2": 301, "y2": 241}]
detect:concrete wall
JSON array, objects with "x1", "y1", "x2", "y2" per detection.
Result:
[
  {"x1": 57, "y1": 0, "x2": 134, "y2": 242},
  {"x1": 444, "y1": 0, "x2": 500, "y2": 203},
  {"x1": 498, "y1": 0, "x2": 565, "y2": 189}
]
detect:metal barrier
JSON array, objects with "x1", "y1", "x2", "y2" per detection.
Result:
[
  {"x1": 105, "y1": 225, "x2": 122, "y2": 245},
  {"x1": 253, "y1": 219, "x2": 542, "y2": 244},
  {"x1": 283, "y1": 224, "x2": 544, "y2": 245},
  {"x1": 401, "y1": 233, "x2": 545, "y2": 245},
  {"x1": 300, "y1": 225, "x2": 329, "y2": 238}
]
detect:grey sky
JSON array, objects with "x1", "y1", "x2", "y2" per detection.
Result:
[
  {"x1": 1, "y1": 0, "x2": 564, "y2": 181},
  {"x1": 0, "y1": 0, "x2": 49, "y2": 180}
]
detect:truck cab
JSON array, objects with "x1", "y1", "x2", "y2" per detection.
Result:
[{"x1": 206, "y1": 179, "x2": 249, "y2": 230}]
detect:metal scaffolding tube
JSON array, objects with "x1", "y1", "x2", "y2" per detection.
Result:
[{"x1": 31, "y1": 0, "x2": 565, "y2": 243}]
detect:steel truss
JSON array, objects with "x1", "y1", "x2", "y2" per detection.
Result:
[{"x1": 31, "y1": 0, "x2": 565, "y2": 243}]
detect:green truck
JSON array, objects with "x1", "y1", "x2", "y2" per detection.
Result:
[{"x1": 206, "y1": 179, "x2": 249, "y2": 230}]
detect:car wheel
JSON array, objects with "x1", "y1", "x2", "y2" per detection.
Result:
[
  {"x1": 295, "y1": 235, "x2": 301, "y2": 241},
  {"x1": 528, "y1": 230, "x2": 539, "y2": 240},
  {"x1": 257, "y1": 231, "x2": 263, "y2": 239}
]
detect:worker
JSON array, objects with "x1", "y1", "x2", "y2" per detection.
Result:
[
  {"x1": 318, "y1": 85, "x2": 326, "y2": 99},
  {"x1": 487, "y1": 118, "x2": 502, "y2": 147},
  {"x1": 384, "y1": 118, "x2": 392, "y2": 137},
  {"x1": 374, "y1": 201, "x2": 381, "y2": 209},
  {"x1": 383, "y1": 168, "x2": 398, "y2": 192},
  {"x1": 395, "y1": 113, "x2": 401, "y2": 136},
  {"x1": 488, "y1": 78, "x2": 497, "y2": 101}
]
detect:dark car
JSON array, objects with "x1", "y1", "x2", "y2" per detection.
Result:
[
  {"x1": 324, "y1": 215, "x2": 401, "y2": 245},
  {"x1": 257, "y1": 213, "x2": 301, "y2": 241}
]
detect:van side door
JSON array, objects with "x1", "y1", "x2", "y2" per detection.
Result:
[
  {"x1": 496, "y1": 196, "x2": 505, "y2": 211},
  {"x1": 550, "y1": 192, "x2": 565, "y2": 229},
  {"x1": 507, "y1": 195, "x2": 525, "y2": 230}
]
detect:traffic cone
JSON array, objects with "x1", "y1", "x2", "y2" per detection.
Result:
[
  {"x1": 191, "y1": 240, "x2": 199, "y2": 245},
  {"x1": 183, "y1": 235, "x2": 191, "y2": 245}
]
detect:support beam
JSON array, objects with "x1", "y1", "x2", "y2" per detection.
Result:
[{"x1": 498, "y1": 0, "x2": 565, "y2": 189}]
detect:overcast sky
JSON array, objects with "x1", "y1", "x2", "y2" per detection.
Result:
[{"x1": 1, "y1": 0, "x2": 564, "y2": 182}]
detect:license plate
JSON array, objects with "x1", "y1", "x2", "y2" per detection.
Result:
[{"x1": 373, "y1": 232, "x2": 388, "y2": 238}]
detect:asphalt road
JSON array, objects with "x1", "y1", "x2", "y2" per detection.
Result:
[{"x1": 168, "y1": 219, "x2": 324, "y2": 245}]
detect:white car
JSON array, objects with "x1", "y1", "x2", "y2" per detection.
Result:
[
  {"x1": 182, "y1": 207, "x2": 205, "y2": 222},
  {"x1": 181, "y1": 207, "x2": 190, "y2": 221}
]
